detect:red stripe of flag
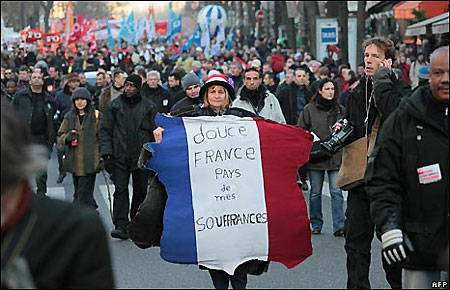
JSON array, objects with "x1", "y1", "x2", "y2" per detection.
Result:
[{"x1": 256, "y1": 119, "x2": 313, "y2": 268}]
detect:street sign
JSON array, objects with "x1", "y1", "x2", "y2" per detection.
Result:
[
  {"x1": 321, "y1": 27, "x2": 338, "y2": 44},
  {"x1": 255, "y1": 10, "x2": 264, "y2": 23}
]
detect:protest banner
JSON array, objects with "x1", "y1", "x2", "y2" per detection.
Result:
[{"x1": 144, "y1": 114, "x2": 313, "y2": 275}]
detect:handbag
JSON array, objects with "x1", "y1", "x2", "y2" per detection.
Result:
[{"x1": 336, "y1": 115, "x2": 381, "y2": 190}]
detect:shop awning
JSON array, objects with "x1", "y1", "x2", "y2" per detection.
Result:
[
  {"x1": 405, "y1": 12, "x2": 449, "y2": 36},
  {"x1": 394, "y1": 1, "x2": 449, "y2": 20},
  {"x1": 432, "y1": 18, "x2": 449, "y2": 34}
]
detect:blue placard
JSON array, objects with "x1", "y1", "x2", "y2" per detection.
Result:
[{"x1": 321, "y1": 27, "x2": 337, "y2": 44}]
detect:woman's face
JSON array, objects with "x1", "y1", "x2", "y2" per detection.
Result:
[
  {"x1": 319, "y1": 82, "x2": 335, "y2": 100},
  {"x1": 207, "y1": 85, "x2": 228, "y2": 110},
  {"x1": 75, "y1": 98, "x2": 87, "y2": 111}
]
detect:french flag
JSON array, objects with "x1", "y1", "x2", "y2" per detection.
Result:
[{"x1": 145, "y1": 114, "x2": 313, "y2": 275}]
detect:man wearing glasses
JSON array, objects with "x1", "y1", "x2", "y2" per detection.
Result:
[{"x1": 99, "y1": 74, "x2": 157, "y2": 240}]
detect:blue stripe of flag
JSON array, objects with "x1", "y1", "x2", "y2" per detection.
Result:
[{"x1": 146, "y1": 114, "x2": 197, "y2": 264}]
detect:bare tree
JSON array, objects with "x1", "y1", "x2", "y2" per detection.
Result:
[
  {"x1": 40, "y1": 1, "x2": 54, "y2": 33},
  {"x1": 304, "y1": 2, "x2": 319, "y2": 55},
  {"x1": 73, "y1": 1, "x2": 111, "y2": 20},
  {"x1": 339, "y1": 2, "x2": 349, "y2": 65},
  {"x1": 356, "y1": 1, "x2": 366, "y2": 65}
]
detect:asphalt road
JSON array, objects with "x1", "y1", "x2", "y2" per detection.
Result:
[{"x1": 44, "y1": 149, "x2": 390, "y2": 289}]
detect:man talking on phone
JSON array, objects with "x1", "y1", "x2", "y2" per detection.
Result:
[{"x1": 336, "y1": 37, "x2": 410, "y2": 288}]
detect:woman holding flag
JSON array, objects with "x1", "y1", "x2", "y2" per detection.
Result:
[{"x1": 143, "y1": 75, "x2": 269, "y2": 289}]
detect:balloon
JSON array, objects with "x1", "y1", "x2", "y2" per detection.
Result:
[{"x1": 197, "y1": 5, "x2": 228, "y2": 38}]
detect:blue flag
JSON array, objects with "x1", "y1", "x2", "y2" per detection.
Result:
[
  {"x1": 180, "y1": 25, "x2": 201, "y2": 55},
  {"x1": 226, "y1": 27, "x2": 234, "y2": 51},
  {"x1": 107, "y1": 19, "x2": 114, "y2": 50},
  {"x1": 163, "y1": 13, "x2": 182, "y2": 44},
  {"x1": 118, "y1": 15, "x2": 125, "y2": 48},
  {"x1": 119, "y1": 11, "x2": 135, "y2": 44},
  {"x1": 168, "y1": 4, "x2": 175, "y2": 35}
]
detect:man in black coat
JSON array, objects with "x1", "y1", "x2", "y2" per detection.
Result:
[
  {"x1": 12, "y1": 71, "x2": 57, "y2": 196},
  {"x1": 1, "y1": 101, "x2": 115, "y2": 289},
  {"x1": 366, "y1": 46, "x2": 448, "y2": 288},
  {"x1": 277, "y1": 67, "x2": 312, "y2": 126},
  {"x1": 339, "y1": 37, "x2": 411, "y2": 289},
  {"x1": 141, "y1": 70, "x2": 172, "y2": 114},
  {"x1": 99, "y1": 74, "x2": 157, "y2": 240},
  {"x1": 167, "y1": 72, "x2": 184, "y2": 105}
]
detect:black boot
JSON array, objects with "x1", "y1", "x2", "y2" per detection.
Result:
[{"x1": 111, "y1": 226, "x2": 129, "y2": 240}]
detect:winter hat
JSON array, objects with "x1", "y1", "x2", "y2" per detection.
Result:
[
  {"x1": 67, "y1": 73, "x2": 80, "y2": 83},
  {"x1": 251, "y1": 59, "x2": 262, "y2": 68},
  {"x1": 199, "y1": 74, "x2": 236, "y2": 101},
  {"x1": 418, "y1": 66, "x2": 430, "y2": 80},
  {"x1": 72, "y1": 87, "x2": 93, "y2": 102},
  {"x1": 125, "y1": 74, "x2": 142, "y2": 91},
  {"x1": 181, "y1": 73, "x2": 201, "y2": 91}
]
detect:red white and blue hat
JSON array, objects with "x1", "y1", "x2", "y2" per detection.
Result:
[{"x1": 199, "y1": 74, "x2": 236, "y2": 101}]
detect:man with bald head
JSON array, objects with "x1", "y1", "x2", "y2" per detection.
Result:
[{"x1": 366, "y1": 46, "x2": 448, "y2": 288}]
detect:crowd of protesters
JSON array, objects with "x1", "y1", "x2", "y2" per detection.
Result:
[{"x1": 1, "y1": 30, "x2": 447, "y2": 289}]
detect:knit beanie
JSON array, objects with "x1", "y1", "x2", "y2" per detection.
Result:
[
  {"x1": 72, "y1": 87, "x2": 93, "y2": 102},
  {"x1": 125, "y1": 74, "x2": 142, "y2": 91},
  {"x1": 199, "y1": 74, "x2": 236, "y2": 101},
  {"x1": 181, "y1": 73, "x2": 201, "y2": 91},
  {"x1": 67, "y1": 73, "x2": 80, "y2": 83}
]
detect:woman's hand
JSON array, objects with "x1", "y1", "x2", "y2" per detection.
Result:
[{"x1": 153, "y1": 127, "x2": 165, "y2": 143}]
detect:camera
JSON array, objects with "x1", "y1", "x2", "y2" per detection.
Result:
[{"x1": 320, "y1": 119, "x2": 354, "y2": 154}]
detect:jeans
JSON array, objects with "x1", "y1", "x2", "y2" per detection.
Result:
[
  {"x1": 35, "y1": 169, "x2": 48, "y2": 195},
  {"x1": 345, "y1": 188, "x2": 402, "y2": 289},
  {"x1": 113, "y1": 166, "x2": 148, "y2": 228},
  {"x1": 308, "y1": 170, "x2": 345, "y2": 232},
  {"x1": 73, "y1": 174, "x2": 98, "y2": 210}
]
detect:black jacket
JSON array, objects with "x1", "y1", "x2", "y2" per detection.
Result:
[
  {"x1": 141, "y1": 84, "x2": 172, "y2": 114},
  {"x1": 12, "y1": 88, "x2": 57, "y2": 149},
  {"x1": 99, "y1": 94, "x2": 157, "y2": 170},
  {"x1": 171, "y1": 96, "x2": 203, "y2": 113},
  {"x1": 55, "y1": 84, "x2": 74, "y2": 126},
  {"x1": 365, "y1": 86, "x2": 448, "y2": 270},
  {"x1": 344, "y1": 67, "x2": 411, "y2": 145},
  {"x1": 1, "y1": 194, "x2": 115, "y2": 288},
  {"x1": 167, "y1": 85, "x2": 184, "y2": 106},
  {"x1": 277, "y1": 82, "x2": 312, "y2": 125}
]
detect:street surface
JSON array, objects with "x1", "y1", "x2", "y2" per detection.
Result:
[{"x1": 44, "y1": 149, "x2": 390, "y2": 289}]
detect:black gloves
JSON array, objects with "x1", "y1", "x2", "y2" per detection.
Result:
[
  {"x1": 381, "y1": 229, "x2": 414, "y2": 265},
  {"x1": 102, "y1": 155, "x2": 115, "y2": 174}
]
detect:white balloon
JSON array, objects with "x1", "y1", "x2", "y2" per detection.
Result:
[{"x1": 197, "y1": 5, "x2": 228, "y2": 38}]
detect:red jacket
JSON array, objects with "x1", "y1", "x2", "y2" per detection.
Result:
[{"x1": 270, "y1": 54, "x2": 285, "y2": 74}]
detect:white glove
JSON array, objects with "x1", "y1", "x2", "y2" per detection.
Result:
[{"x1": 381, "y1": 229, "x2": 408, "y2": 265}]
